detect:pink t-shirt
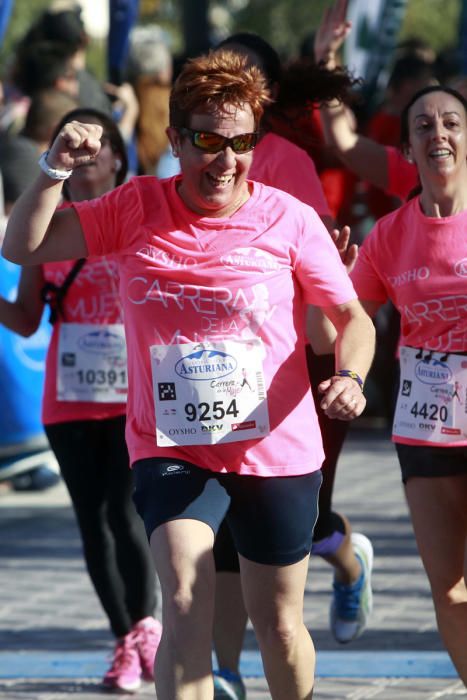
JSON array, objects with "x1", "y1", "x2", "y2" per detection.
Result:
[
  {"x1": 385, "y1": 146, "x2": 419, "y2": 200},
  {"x1": 250, "y1": 132, "x2": 331, "y2": 217},
  {"x1": 351, "y1": 196, "x2": 467, "y2": 352},
  {"x1": 41, "y1": 257, "x2": 125, "y2": 425},
  {"x1": 74, "y1": 176, "x2": 356, "y2": 476},
  {"x1": 351, "y1": 197, "x2": 467, "y2": 447}
]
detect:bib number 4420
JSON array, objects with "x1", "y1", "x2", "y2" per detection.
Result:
[{"x1": 410, "y1": 401, "x2": 448, "y2": 423}]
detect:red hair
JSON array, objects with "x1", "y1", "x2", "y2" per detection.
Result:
[{"x1": 170, "y1": 50, "x2": 270, "y2": 129}]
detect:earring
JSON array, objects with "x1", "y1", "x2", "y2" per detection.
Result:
[{"x1": 114, "y1": 158, "x2": 122, "y2": 171}]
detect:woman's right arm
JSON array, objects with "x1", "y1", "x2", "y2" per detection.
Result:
[
  {"x1": 319, "y1": 102, "x2": 390, "y2": 191},
  {"x1": 2, "y1": 121, "x2": 102, "y2": 266},
  {"x1": 0, "y1": 265, "x2": 45, "y2": 336},
  {"x1": 315, "y1": 0, "x2": 390, "y2": 191}
]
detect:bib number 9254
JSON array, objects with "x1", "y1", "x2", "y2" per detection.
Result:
[{"x1": 184, "y1": 399, "x2": 239, "y2": 422}]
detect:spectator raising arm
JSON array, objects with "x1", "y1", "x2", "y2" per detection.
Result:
[{"x1": 315, "y1": 0, "x2": 392, "y2": 191}]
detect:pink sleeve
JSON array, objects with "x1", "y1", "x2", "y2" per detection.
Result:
[
  {"x1": 72, "y1": 178, "x2": 145, "y2": 257},
  {"x1": 350, "y1": 230, "x2": 389, "y2": 303},
  {"x1": 385, "y1": 146, "x2": 419, "y2": 200},
  {"x1": 294, "y1": 205, "x2": 357, "y2": 306}
]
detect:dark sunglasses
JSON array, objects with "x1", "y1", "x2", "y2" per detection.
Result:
[{"x1": 178, "y1": 127, "x2": 259, "y2": 154}]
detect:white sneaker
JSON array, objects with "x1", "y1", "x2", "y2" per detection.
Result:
[{"x1": 330, "y1": 532, "x2": 374, "y2": 643}]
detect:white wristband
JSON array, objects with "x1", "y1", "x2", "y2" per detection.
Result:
[{"x1": 38, "y1": 151, "x2": 73, "y2": 180}]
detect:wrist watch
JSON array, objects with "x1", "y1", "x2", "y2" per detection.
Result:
[{"x1": 38, "y1": 151, "x2": 73, "y2": 180}]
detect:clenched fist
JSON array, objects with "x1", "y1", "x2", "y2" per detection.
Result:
[{"x1": 47, "y1": 121, "x2": 104, "y2": 172}]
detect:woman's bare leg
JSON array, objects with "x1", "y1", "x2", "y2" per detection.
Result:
[
  {"x1": 150, "y1": 518, "x2": 216, "y2": 700},
  {"x1": 405, "y1": 474, "x2": 467, "y2": 685},
  {"x1": 240, "y1": 554, "x2": 314, "y2": 700}
]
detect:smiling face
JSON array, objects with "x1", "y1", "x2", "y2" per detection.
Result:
[
  {"x1": 167, "y1": 102, "x2": 255, "y2": 217},
  {"x1": 406, "y1": 90, "x2": 467, "y2": 183}
]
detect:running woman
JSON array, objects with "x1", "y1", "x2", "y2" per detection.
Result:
[{"x1": 2, "y1": 51, "x2": 375, "y2": 700}]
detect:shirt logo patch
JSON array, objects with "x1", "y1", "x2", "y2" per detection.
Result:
[
  {"x1": 415, "y1": 358, "x2": 452, "y2": 386},
  {"x1": 454, "y1": 258, "x2": 467, "y2": 277},
  {"x1": 175, "y1": 347, "x2": 237, "y2": 381},
  {"x1": 220, "y1": 247, "x2": 281, "y2": 271}
]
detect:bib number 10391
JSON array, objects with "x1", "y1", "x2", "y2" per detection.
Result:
[
  {"x1": 77, "y1": 368, "x2": 127, "y2": 387},
  {"x1": 57, "y1": 323, "x2": 127, "y2": 403}
]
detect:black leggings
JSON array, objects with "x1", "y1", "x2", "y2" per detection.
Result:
[
  {"x1": 45, "y1": 415, "x2": 156, "y2": 638},
  {"x1": 309, "y1": 349, "x2": 350, "y2": 543},
  {"x1": 214, "y1": 348, "x2": 349, "y2": 571}
]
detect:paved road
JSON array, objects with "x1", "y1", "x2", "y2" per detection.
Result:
[{"x1": 0, "y1": 426, "x2": 465, "y2": 699}]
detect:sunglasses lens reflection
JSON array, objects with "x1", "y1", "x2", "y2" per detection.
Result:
[
  {"x1": 190, "y1": 131, "x2": 257, "y2": 154},
  {"x1": 231, "y1": 134, "x2": 257, "y2": 153},
  {"x1": 193, "y1": 132, "x2": 226, "y2": 152}
]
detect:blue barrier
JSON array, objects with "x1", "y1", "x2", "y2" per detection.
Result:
[
  {"x1": 0, "y1": 650, "x2": 458, "y2": 679},
  {"x1": 0, "y1": 256, "x2": 52, "y2": 478}
]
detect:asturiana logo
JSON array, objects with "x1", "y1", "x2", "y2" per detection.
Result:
[
  {"x1": 175, "y1": 348, "x2": 237, "y2": 381},
  {"x1": 415, "y1": 360, "x2": 452, "y2": 386},
  {"x1": 454, "y1": 258, "x2": 467, "y2": 277},
  {"x1": 220, "y1": 247, "x2": 280, "y2": 271},
  {"x1": 77, "y1": 330, "x2": 125, "y2": 355}
]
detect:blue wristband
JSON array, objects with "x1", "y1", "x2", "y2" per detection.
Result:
[{"x1": 335, "y1": 369, "x2": 364, "y2": 391}]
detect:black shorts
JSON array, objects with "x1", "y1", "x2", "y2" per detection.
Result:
[
  {"x1": 132, "y1": 458, "x2": 322, "y2": 566},
  {"x1": 395, "y1": 442, "x2": 467, "y2": 483}
]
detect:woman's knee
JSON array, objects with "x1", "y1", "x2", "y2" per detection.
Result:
[
  {"x1": 431, "y1": 577, "x2": 467, "y2": 611},
  {"x1": 162, "y1": 581, "x2": 215, "y2": 656},
  {"x1": 106, "y1": 498, "x2": 141, "y2": 537},
  {"x1": 165, "y1": 584, "x2": 198, "y2": 621},
  {"x1": 158, "y1": 550, "x2": 216, "y2": 627},
  {"x1": 75, "y1": 503, "x2": 107, "y2": 539},
  {"x1": 250, "y1": 607, "x2": 302, "y2": 650}
]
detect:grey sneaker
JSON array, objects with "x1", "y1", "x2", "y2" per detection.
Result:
[
  {"x1": 213, "y1": 669, "x2": 246, "y2": 700},
  {"x1": 330, "y1": 532, "x2": 374, "y2": 643}
]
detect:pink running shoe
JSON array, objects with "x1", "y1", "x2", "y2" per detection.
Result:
[
  {"x1": 102, "y1": 633, "x2": 142, "y2": 693},
  {"x1": 132, "y1": 617, "x2": 162, "y2": 682}
]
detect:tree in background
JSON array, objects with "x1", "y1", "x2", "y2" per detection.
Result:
[
  {"x1": 0, "y1": 0, "x2": 462, "y2": 84},
  {"x1": 0, "y1": 0, "x2": 50, "y2": 77},
  {"x1": 229, "y1": 0, "x2": 461, "y2": 61},
  {"x1": 400, "y1": 0, "x2": 461, "y2": 54}
]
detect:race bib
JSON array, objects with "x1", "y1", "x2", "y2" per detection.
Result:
[
  {"x1": 57, "y1": 323, "x2": 127, "y2": 403},
  {"x1": 151, "y1": 339, "x2": 270, "y2": 446},
  {"x1": 393, "y1": 346, "x2": 467, "y2": 445}
]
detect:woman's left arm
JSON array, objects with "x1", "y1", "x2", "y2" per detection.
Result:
[
  {"x1": 316, "y1": 298, "x2": 376, "y2": 420},
  {"x1": 306, "y1": 224, "x2": 358, "y2": 354}
]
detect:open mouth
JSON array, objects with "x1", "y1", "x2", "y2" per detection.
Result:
[
  {"x1": 429, "y1": 149, "x2": 452, "y2": 161},
  {"x1": 206, "y1": 173, "x2": 234, "y2": 187}
]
